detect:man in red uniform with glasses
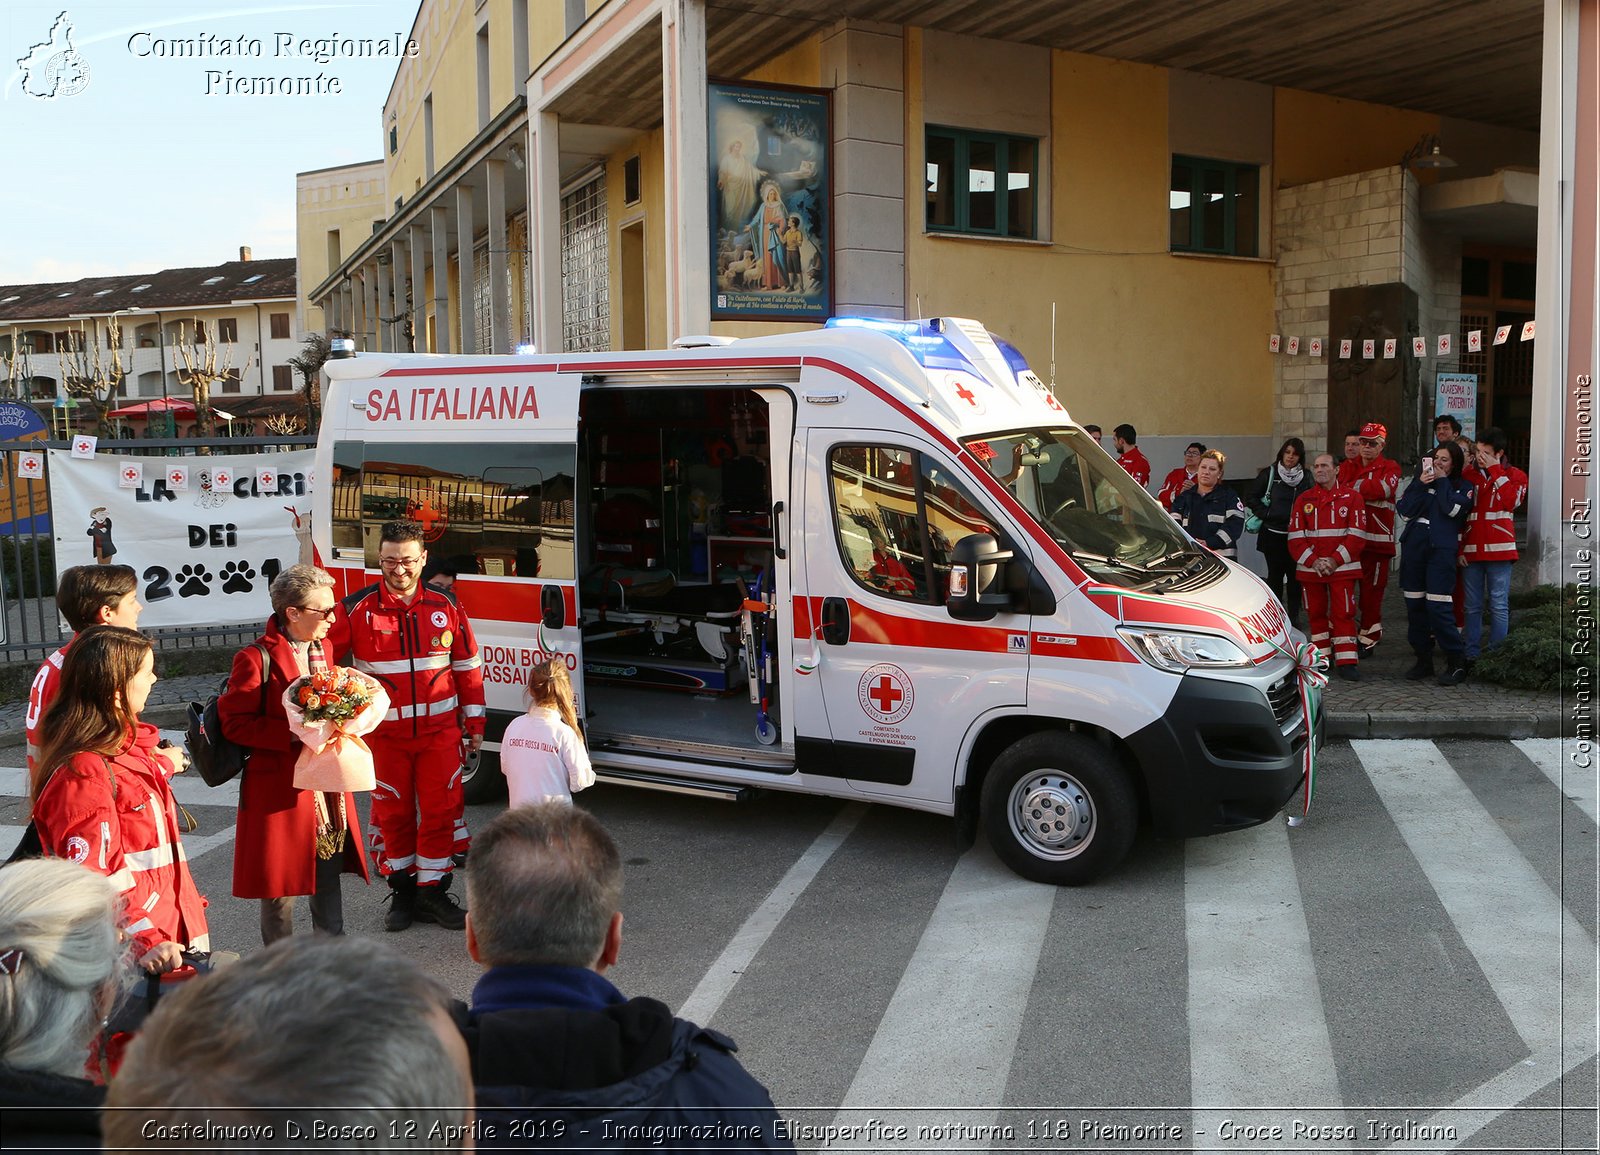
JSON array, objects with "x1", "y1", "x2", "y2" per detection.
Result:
[
  {"x1": 1344, "y1": 421, "x2": 1401, "y2": 656},
  {"x1": 341, "y1": 521, "x2": 484, "y2": 932}
]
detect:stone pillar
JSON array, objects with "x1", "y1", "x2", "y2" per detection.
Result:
[
  {"x1": 530, "y1": 113, "x2": 561, "y2": 352},
  {"x1": 375, "y1": 258, "x2": 392, "y2": 352},
  {"x1": 390, "y1": 238, "x2": 411, "y2": 351},
  {"x1": 432, "y1": 205, "x2": 452, "y2": 353},
  {"x1": 409, "y1": 224, "x2": 428, "y2": 352},
  {"x1": 361, "y1": 268, "x2": 378, "y2": 351},
  {"x1": 821, "y1": 22, "x2": 905, "y2": 318},
  {"x1": 456, "y1": 183, "x2": 477, "y2": 354},
  {"x1": 661, "y1": 0, "x2": 709, "y2": 340},
  {"x1": 485, "y1": 159, "x2": 511, "y2": 354}
]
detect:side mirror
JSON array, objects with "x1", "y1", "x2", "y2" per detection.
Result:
[{"x1": 946, "y1": 534, "x2": 1014, "y2": 621}]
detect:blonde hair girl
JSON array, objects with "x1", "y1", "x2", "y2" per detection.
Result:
[{"x1": 498, "y1": 658, "x2": 594, "y2": 810}]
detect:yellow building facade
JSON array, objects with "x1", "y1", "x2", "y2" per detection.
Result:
[{"x1": 302, "y1": 0, "x2": 1589, "y2": 577}]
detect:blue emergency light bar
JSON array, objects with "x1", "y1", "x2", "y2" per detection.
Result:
[{"x1": 825, "y1": 315, "x2": 1033, "y2": 388}]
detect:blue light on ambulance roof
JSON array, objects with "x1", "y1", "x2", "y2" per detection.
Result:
[
  {"x1": 992, "y1": 336, "x2": 1032, "y2": 378},
  {"x1": 825, "y1": 315, "x2": 972, "y2": 371}
]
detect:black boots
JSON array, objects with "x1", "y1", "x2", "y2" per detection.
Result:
[
  {"x1": 1336, "y1": 664, "x2": 1361, "y2": 681},
  {"x1": 1404, "y1": 652, "x2": 1434, "y2": 681},
  {"x1": 1437, "y1": 653, "x2": 1469, "y2": 687},
  {"x1": 412, "y1": 880, "x2": 467, "y2": 930},
  {"x1": 383, "y1": 874, "x2": 416, "y2": 932}
]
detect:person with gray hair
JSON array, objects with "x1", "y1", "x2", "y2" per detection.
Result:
[
  {"x1": 103, "y1": 935, "x2": 474, "y2": 1149},
  {"x1": 462, "y1": 803, "x2": 790, "y2": 1151},
  {"x1": 0, "y1": 858, "x2": 130, "y2": 1148},
  {"x1": 219, "y1": 563, "x2": 369, "y2": 945}
]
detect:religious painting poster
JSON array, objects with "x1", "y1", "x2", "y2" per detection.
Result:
[
  {"x1": 709, "y1": 80, "x2": 830, "y2": 321},
  {"x1": 48, "y1": 449, "x2": 315, "y2": 629}
]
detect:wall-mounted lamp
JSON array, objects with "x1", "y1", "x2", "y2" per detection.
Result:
[{"x1": 1401, "y1": 133, "x2": 1456, "y2": 171}]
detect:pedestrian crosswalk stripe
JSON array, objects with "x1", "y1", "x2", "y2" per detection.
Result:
[
  {"x1": 1353, "y1": 739, "x2": 1588, "y2": 1058},
  {"x1": 836, "y1": 838, "x2": 1054, "y2": 1117},
  {"x1": 1513, "y1": 737, "x2": 1598, "y2": 824},
  {"x1": 1185, "y1": 817, "x2": 1345, "y2": 1141},
  {"x1": 678, "y1": 802, "x2": 867, "y2": 1027}
]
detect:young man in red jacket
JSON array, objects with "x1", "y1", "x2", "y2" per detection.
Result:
[
  {"x1": 1112, "y1": 423, "x2": 1151, "y2": 488},
  {"x1": 1156, "y1": 442, "x2": 1205, "y2": 509},
  {"x1": 1459, "y1": 426, "x2": 1528, "y2": 666},
  {"x1": 342, "y1": 521, "x2": 485, "y2": 931},
  {"x1": 25, "y1": 564, "x2": 142, "y2": 773},
  {"x1": 1289, "y1": 454, "x2": 1367, "y2": 679},
  {"x1": 1345, "y1": 421, "x2": 1401, "y2": 656}
]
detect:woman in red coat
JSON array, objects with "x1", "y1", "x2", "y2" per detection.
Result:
[{"x1": 219, "y1": 564, "x2": 368, "y2": 945}]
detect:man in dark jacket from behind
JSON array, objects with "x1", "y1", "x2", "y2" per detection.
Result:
[{"x1": 462, "y1": 803, "x2": 792, "y2": 1151}]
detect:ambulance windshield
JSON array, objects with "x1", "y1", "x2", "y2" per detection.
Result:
[{"x1": 966, "y1": 428, "x2": 1206, "y2": 589}]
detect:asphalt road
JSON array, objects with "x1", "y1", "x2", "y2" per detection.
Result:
[{"x1": 2, "y1": 736, "x2": 1594, "y2": 1152}]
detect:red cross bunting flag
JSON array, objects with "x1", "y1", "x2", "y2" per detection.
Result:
[
  {"x1": 1268, "y1": 334, "x2": 1281, "y2": 352},
  {"x1": 1494, "y1": 324, "x2": 1513, "y2": 345},
  {"x1": 1412, "y1": 336, "x2": 1428, "y2": 357},
  {"x1": 70, "y1": 434, "x2": 96, "y2": 459},
  {"x1": 1521, "y1": 320, "x2": 1536, "y2": 341},
  {"x1": 16, "y1": 452, "x2": 43, "y2": 479},
  {"x1": 256, "y1": 466, "x2": 278, "y2": 493},
  {"x1": 1467, "y1": 330, "x2": 1483, "y2": 352},
  {"x1": 1362, "y1": 339, "x2": 1376, "y2": 359},
  {"x1": 1308, "y1": 338, "x2": 1323, "y2": 357},
  {"x1": 1286, "y1": 336, "x2": 1300, "y2": 355},
  {"x1": 1383, "y1": 338, "x2": 1397, "y2": 359},
  {"x1": 45, "y1": 448, "x2": 316, "y2": 629},
  {"x1": 1436, "y1": 334, "x2": 1452, "y2": 356},
  {"x1": 1338, "y1": 339, "x2": 1352, "y2": 359}
]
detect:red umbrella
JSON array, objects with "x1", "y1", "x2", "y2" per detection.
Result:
[{"x1": 109, "y1": 398, "x2": 234, "y2": 420}]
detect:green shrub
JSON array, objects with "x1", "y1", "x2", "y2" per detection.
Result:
[
  {"x1": 0, "y1": 536, "x2": 55, "y2": 599},
  {"x1": 1474, "y1": 583, "x2": 1598, "y2": 691}
]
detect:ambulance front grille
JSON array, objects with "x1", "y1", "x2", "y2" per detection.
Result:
[{"x1": 1265, "y1": 674, "x2": 1301, "y2": 729}]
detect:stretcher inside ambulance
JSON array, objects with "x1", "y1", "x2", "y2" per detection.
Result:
[{"x1": 316, "y1": 317, "x2": 1317, "y2": 885}]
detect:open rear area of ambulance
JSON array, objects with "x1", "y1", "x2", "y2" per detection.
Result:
[{"x1": 577, "y1": 384, "x2": 788, "y2": 769}]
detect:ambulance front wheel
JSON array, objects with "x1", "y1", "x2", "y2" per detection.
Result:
[
  {"x1": 981, "y1": 732, "x2": 1136, "y2": 886},
  {"x1": 461, "y1": 746, "x2": 506, "y2": 805}
]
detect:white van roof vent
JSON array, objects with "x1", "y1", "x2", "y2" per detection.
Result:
[{"x1": 671, "y1": 335, "x2": 737, "y2": 349}]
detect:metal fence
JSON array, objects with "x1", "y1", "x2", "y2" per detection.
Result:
[{"x1": 1, "y1": 436, "x2": 314, "y2": 664}]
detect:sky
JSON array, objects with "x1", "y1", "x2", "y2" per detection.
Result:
[{"x1": 1, "y1": 2, "x2": 413, "y2": 284}]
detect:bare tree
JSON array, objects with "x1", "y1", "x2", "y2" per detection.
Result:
[
  {"x1": 58, "y1": 315, "x2": 128, "y2": 437},
  {"x1": 173, "y1": 320, "x2": 254, "y2": 439},
  {"x1": 1, "y1": 328, "x2": 34, "y2": 401},
  {"x1": 287, "y1": 330, "x2": 331, "y2": 433},
  {"x1": 263, "y1": 411, "x2": 306, "y2": 436}
]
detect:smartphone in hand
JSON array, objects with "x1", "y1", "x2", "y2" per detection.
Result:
[{"x1": 1421, "y1": 458, "x2": 1436, "y2": 481}]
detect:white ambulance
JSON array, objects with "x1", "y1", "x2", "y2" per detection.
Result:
[{"x1": 314, "y1": 317, "x2": 1317, "y2": 885}]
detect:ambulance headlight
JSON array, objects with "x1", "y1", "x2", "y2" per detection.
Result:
[{"x1": 1116, "y1": 627, "x2": 1251, "y2": 674}]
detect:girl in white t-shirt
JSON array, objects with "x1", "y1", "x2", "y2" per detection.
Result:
[{"x1": 499, "y1": 658, "x2": 593, "y2": 809}]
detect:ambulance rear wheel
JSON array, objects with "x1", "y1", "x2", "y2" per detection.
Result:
[
  {"x1": 461, "y1": 746, "x2": 505, "y2": 805},
  {"x1": 981, "y1": 732, "x2": 1136, "y2": 886}
]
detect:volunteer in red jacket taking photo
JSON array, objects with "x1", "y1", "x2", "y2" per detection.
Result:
[{"x1": 30, "y1": 626, "x2": 210, "y2": 974}]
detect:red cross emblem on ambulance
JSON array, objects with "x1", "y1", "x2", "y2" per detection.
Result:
[
  {"x1": 946, "y1": 374, "x2": 985, "y2": 416},
  {"x1": 857, "y1": 662, "x2": 914, "y2": 725}
]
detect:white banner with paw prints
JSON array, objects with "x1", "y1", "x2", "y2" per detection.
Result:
[{"x1": 48, "y1": 449, "x2": 316, "y2": 629}]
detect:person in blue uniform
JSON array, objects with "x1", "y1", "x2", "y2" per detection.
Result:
[{"x1": 1397, "y1": 441, "x2": 1474, "y2": 685}]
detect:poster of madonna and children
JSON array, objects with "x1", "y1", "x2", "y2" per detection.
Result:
[{"x1": 710, "y1": 81, "x2": 830, "y2": 321}]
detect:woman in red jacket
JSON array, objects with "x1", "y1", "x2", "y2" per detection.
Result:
[
  {"x1": 219, "y1": 563, "x2": 369, "y2": 945},
  {"x1": 31, "y1": 626, "x2": 209, "y2": 975}
]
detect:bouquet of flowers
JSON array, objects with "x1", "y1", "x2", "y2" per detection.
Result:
[{"x1": 282, "y1": 666, "x2": 389, "y2": 793}]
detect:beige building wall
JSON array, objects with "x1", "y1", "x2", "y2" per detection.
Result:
[{"x1": 295, "y1": 162, "x2": 387, "y2": 333}]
